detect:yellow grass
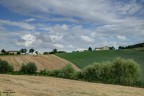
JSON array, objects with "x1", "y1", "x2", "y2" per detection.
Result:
[
  {"x1": 0, "y1": 74, "x2": 144, "y2": 96},
  {"x1": 0, "y1": 55, "x2": 80, "y2": 71}
]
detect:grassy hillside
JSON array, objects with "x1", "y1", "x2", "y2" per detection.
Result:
[
  {"x1": 0, "y1": 75, "x2": 144, "y2": 96},
  {"x1": 56, "y1": 50, "x2": 144, "y2": 81},
  {"x1": 133, "y1": 47, "x2": 144, "y2": 51}
]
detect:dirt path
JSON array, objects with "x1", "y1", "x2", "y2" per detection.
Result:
[
  {"x1": 0, "y1": 55, "x2": 80, "y2": 71},
  {"x1": 0, "y1": 75, "x2": 144, "y2": 96}
]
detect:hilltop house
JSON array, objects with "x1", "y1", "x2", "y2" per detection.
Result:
[
  {"x1": 8, "y1": 51, "x2": 18, "y2": 55},
  {"x1": 95, "y1": 46, "x2": 110, "y2": 51}
]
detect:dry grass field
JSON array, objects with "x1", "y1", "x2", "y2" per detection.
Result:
[
  {"x1": 0, "y1": 55, "x2": 80, "y2": 71},
  {"x1": 0, "y1": 74, "x2": 144, "y2": 96}
]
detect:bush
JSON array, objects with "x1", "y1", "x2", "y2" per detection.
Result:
[
  {"x1": 47, "y1": 70, "x2": 61, "y2": 77},
  {"x1": 81, "y1": 58, "x2": 141, "y2": 85},
  {"x1": 72, "y1": 71, "x2": 84, "y2": 80},
  {"x1": 82, "y1": 63, "x2": 102, "y2": 82},
  {"x1": 112, "y1": 58, "x2": 141, "y2": 85},
  {"x1": 100, "y1": 62, "x2": 113, "y2": 83},
  {"x1": 58, "y1": 64, "x2": 76, "y2": 79},
  {"x1": 20, "y1": 62, "x2": 37, "y2": 74},
  {"x1": 82, "y1": 62, "x2": 112, "y2": 82},
  {"x1": 0, "y1": 60, "x2": 14, "y2": 73}
]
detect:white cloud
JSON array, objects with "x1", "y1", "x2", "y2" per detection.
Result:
[
  {"x1": 117, "y1": 35, "x2": 127, "y2": 41},
  {"x1": 0, "y1": 19, "x2": 35, "y2": 30},
  {"x1": 50, "y1": 35, "x2": 63, "y2": 42},
  {"x1": 24, "y1": 18, "x2": 36, "y2": 22},
  {"x1": 80, "y1": 35, "x2": 94, "y2": 42},
  {"x1": 0, "y1": 0, "x2": 130, "y2": 23},
  {"x1": 16, "y1": 34, "x2": 36, "y2": 47},
  {"x1": 53, "y1": 44, "x2": 64, "y2": 49},
  {"x1": 0, "y1": 0, "x2": 144, "y2": 52}
]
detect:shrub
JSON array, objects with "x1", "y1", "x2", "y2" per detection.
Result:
[
  {"x1": 0, "y1": 60, "x2": 14, "y2": 73},
  {"x1": 82, "y1": 62, "x2": 112, "y2": 82},
  {"x1": 82, "y1": 63, "x2": 103, "y2": 82},
  {"x1": 72, "y1": 71, "x2": 84, "y2": 80},
  {"x1": 47, "y1": 70, "x2": 61, "y2": 77},
  {"x1": 100, "y1": 62, "x2": 113, "y2": 83},
  {"x1": 81, "y1": 58, "x2": 141, "y2": 85},
  {"x1": 58, "y1": 64, "x2": 76, "y2": 79},
  {"x1": 112, "y1": 58, "x2": 141, "y2": 85},
  {"x1": 20, "y1": 62, "x2": 37, "y2": 74}
]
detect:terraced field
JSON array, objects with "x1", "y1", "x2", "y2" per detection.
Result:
[
  {"x1": 0, "y1": 55, "x2": 80, "y2": 71},
  {"x1": 0, "y1": 75, "x2": 144, "y2": 96}
]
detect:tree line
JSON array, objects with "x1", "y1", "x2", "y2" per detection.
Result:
[{"x1": 0, "y1": 48, "x2": 38, "y2": 55}]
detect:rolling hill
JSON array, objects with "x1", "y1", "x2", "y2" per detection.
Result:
[
  {"x1": 56, "y1": 49, "x2": 144, "y2": 81},
  {"x1": 0, "y1": 55, "x2": 80, "y2": 71},
  {"x1": 0, "y1": 74, "x2": 144, "y2": 96}
]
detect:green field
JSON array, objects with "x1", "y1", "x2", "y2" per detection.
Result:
[{"x1": 56, "y1": 49, "x2": 144, "y2": 81}]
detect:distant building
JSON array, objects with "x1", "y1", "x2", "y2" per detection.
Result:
[
  {"x1": 95, "y1": 46, "x2": 110, "y2": 51},
  {"x1": 8, "y1": 51, "x2": 18, "y2": 55}
]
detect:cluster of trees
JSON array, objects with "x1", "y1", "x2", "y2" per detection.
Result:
[
  {"x1": 119, "y1": 42, "x2": 144, "y2": 49},
  {"x1": 0, "y1": 48, "x2": 38, "y2": 55},
  {"x1": 43, "y1": 49, "x2": 66, "y2": 55}
]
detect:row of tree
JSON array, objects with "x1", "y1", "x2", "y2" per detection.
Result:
[
  {"x1": 0, "y1": 48, "x2": 37, "y2": 55},
  {"x1": 118, "y1": 42, "x2": 144, "y2": 49}
]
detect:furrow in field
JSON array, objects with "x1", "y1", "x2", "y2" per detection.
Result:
[{"x1": 0, "y1": 55, "x2": 80, "y2": 71}]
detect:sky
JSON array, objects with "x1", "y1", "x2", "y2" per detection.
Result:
[{"x1": 0, "y1": 0, "x2": 144, "y2": 52}]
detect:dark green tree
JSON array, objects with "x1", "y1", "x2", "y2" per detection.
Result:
[
  {"x1": 1, "y1": 49, "x2": 6, "y2": 54},
  {"x1": 20, "y1": 48, "x2": 27, "y2": 54},
  {"x1": 88, "y1": 47, "x2": 92, "y2": 51},
  {"x1": 109, "y1": 46, "x2": 115, "y2": 50},
  {"x1": 53, "y1": 49, "x2": 57, "y2": 53},
  {"x1": 29, "y1": 48, "x2": 35, "y2": 53}
]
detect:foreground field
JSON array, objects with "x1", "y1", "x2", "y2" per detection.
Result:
[
  {"x1": 0, "y1": 75, "x2": 144, "y2": 96},
  {"x1": 56, "y1": 50, "x2": 144, "y2": 81},
  {"x1": 0, "y1": 55, "x2": 80, "y2": 71}
]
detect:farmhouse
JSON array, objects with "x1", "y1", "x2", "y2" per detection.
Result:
[
  {"x1": 8, "y1": 51, "x2": 18, "y2": 55},
  {"x1": 95, "y1": 46, "x2": 110, "y2": 51}
]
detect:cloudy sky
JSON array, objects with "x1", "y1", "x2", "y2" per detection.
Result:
[{"x1": 0, "y1": 0, "x2": 144, "y2": 52}]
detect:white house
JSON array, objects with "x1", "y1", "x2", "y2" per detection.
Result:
[
  {"x1": 8, "y1": 51, "x2": 18, "y2": 54},
  {"x1": 95, "y1": 46, "x2": 110, "y2": 51}
]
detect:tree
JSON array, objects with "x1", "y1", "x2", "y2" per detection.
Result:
[
  {"x1": 43, "y1": 52, "x2": 49, "y2": 55},
  {"x1": 1, "y1": 49, "x2": 6, "y2": 54},
  {"x1": 29, "y1": 49, "x2": 35, "y2": 53},
  {"x1": 119, "y1": 46, "x2": 125, "y2": 49},
  {"x1": 20, "y1": 48, "x2": 27, "y2": 54},
  {"x1": 88, "y1": 47, "x2": 92, "y2": 51},
  {"x1": 20, "y1": 62, "x2": 37, "y2": 74},
  {"x1": 53, "y1": 49, "x2": 57, "y2": 53},
  {"x1": 0, "y1": 60, "x2": 14, "y2": 73},
  {"x1": 109, "y1": 46, "x2": 115, "y2": 50}
]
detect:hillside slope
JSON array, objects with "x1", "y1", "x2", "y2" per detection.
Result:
[
  {"x1": 0, "y1": 55, "x2": 80, "y2": 71},
  {"x1": 56, "y1": 50, "x2": 144, "y2": 81},
  {"x1": 0, "y1": 75, "x2": 144, "y2": 96}
]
